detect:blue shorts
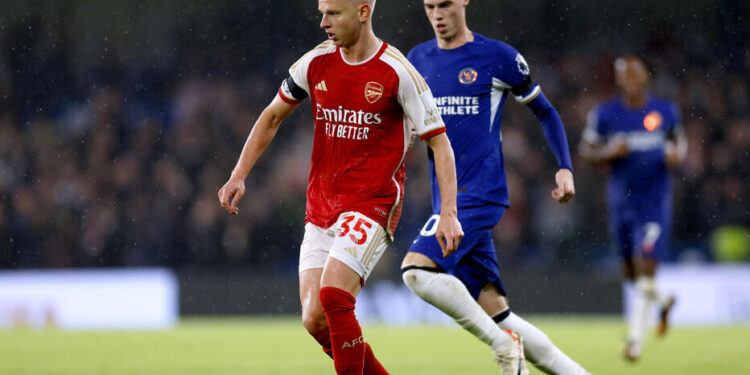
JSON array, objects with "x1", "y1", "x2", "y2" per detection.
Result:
[
  {"x1": 610, "y1": 199, "x2": 671, "y2": 262},
  {"x1": 408, "y1": 204, "x2": 506, "y2": 300}
]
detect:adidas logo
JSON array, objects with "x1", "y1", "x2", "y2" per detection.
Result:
[
  {"x1": 344, "y1": 246, "x2": 357, "y2": 257},
  {"x1": 315, "y1": 80, "x2": 328, "y2": 91}
]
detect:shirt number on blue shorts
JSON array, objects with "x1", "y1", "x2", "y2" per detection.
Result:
[{"x1": 419, "y1": 214, "x2": 441, "y2": 237}]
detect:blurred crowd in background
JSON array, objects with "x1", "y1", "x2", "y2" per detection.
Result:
[{"x1": 0, "y1": 0, "x2": 748, "y2": 279}]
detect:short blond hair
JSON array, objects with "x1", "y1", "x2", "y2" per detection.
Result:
[{"x1": 349, "y1": 0, "x2": 375, "y2": 11}]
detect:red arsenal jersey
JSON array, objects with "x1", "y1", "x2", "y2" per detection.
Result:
[{"x1": 278, "y1": 40, "x2": 445, "y2": 238}]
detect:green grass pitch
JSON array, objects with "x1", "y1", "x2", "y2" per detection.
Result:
[{"x1": 1, "y1": 316, "x2": 748, "y2": 374}]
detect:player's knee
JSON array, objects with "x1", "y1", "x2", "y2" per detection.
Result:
[
  {"x1": 401, "y1": 268, "x2": 418, "y2": 288},
  {"x1": 622, "y1": 260, "x2": 636, "y2": 280},
  {"x1": 401, "y1": 267, "x2": 435, "y2": 297},
  {"x1": 301, "y1": 310, "x2": 327, "y2": 334},
  {"x1": 635, "y1": 275, "x2": 657, "y2": 298},
  {"x1": 318, "y1": 286, "x2": 356, "y2": 315},
  {"x1": 401, "y1": 268, "x2": 420, "y2": 291}
]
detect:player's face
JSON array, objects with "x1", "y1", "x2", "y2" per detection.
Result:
[
  {"x1": 423, "y1": 0, "x2": 468, "y2": 40},
  {"x1": 615, "y1": 58, "x2": 649, "y2": 98},
  {"x1": 319, "y1": 0, "x2": 362, "y2": 47}
]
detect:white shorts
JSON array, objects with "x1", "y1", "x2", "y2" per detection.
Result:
[{"x1": 298, "y1": 211, "x2": 390, "y2": 281}]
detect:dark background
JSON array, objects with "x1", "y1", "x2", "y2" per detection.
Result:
[{"x1": 0, "y1": 0, "x2": 747, "y2": 314}]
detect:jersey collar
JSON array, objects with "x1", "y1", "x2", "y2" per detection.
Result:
[{"x1": 339, "y1": 41, "x2": 386, "y2": 66}]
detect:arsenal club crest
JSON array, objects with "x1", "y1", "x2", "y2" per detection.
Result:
[{"x1": 365, "y1": 81, "x2": 384, "y2": 104}]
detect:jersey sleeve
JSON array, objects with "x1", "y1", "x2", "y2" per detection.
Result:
[
  {"x1": 582, "y1": 106, "x2": 605, "y2": 144},
  {"x1": 383, "y1": 46, "x2": 445, "y2": 140},
  {"x1": 493, "y1": 45, "x2": 541, "y2": 104},
  {"x1": 401, "y1": 78, "x2": 445, "y2": 140},
  {"x1": 278, "y1": 41, "x2": 334, "y2": 104}
]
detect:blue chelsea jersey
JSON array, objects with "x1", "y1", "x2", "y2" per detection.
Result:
[
  {"x1": 584, "y1": 96, "x2": 681, "y2": 208},
  {"x1": 408, "y1": 33, "x2": 539, "y2": 211}
]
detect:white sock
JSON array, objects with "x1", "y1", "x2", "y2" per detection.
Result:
[
  {"x1": 623, "y1": 280, "x2": 635, "y2": 301},
  {"x1": 496, "y1": 309, "x2": 589, "y2": 375},
  {"x1": 628, "y1": 277, "x2": 655, "y2": 345},
  {"x1": 402, "y1": 268, "x2": 514, "y2": 354},
  {"x1": 636, "y1": 275, "x2": 670, "y2": 307}
]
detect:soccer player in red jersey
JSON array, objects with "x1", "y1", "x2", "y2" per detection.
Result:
[{"x1": 218, "y1": 1, "x2": 463, "y2": 374}]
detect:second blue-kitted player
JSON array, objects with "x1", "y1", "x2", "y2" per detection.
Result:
[{"x1": 400, "y1": 1, "x2": 589, "y2": 374}]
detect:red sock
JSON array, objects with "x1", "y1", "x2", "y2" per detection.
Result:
[
  {"x1": 319, "y1": 287, "x2": 366, "y2": 375},
  {"x1": 311, "y1": 328, "x2": 334, "y2": 358},
  {"x1": 312, "y1": 328, "x2": 389, "y2": 374},
  {"x1": 363, "y1": 343, "x2": 390, "y2": 375}
]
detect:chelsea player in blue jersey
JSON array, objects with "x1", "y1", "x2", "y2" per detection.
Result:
[
  {"x1": 400, "y1": 1, "x2": 589, "y2": 374},
  {"x1": 580, "y1": 56, "x2": 686, "y2": 361}
]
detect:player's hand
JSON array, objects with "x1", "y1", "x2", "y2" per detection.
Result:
[
  {"x1": 664, "y1": 141, "x2": 681, "y2": 168},
  {"x1": 551, "y1": 169, "x2": 575, "y2": 203},
  {"x1": 607, "y1": 136, "x2": 629, "y2": 160},
  {"x1": 435, "y1": 210, "x2": 463, "y2": 257},
  {"x1": 218, "y1": 175, "x2": 246, "y2": 215},
  {"x1": 408, "y1": 123, "x2": 417, "y2": 149}
]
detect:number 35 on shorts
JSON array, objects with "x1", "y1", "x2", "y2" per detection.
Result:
[
  {"x1": 338, "y1": 213, "x2": 374, "y2": 245},
  {"x1": 332, "y1": 211, "x2": 389, "y2": 278}
]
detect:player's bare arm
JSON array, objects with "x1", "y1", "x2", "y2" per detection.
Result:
[
  {"x1": 218, "y1": 95, "x2": 300, "y2": 215},
  {"x1": 579, "y1": 136, "x2": 630, "y2": 164},
  {"x1": 407, "y1": 120, "x2": 417, "y2": 149},
  {"x1": 664, "y1": 126, "x2": 687, "y2": 168},
  {"x1": 424, "y1": 132, "x2": 463, "y2": 257}
]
